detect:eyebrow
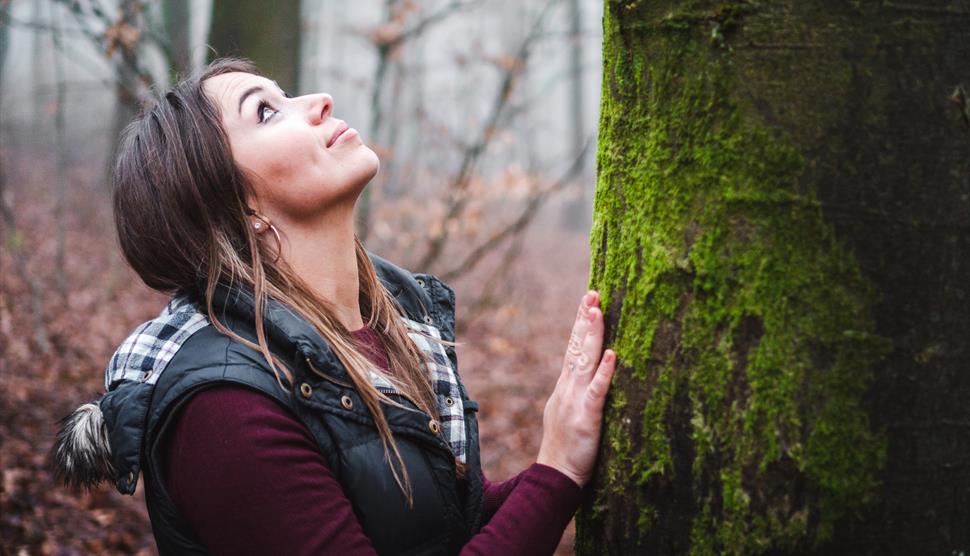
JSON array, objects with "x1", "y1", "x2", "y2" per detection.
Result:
[{"x1": 237, "y1": 85, "x2": 265, "y2": 117}]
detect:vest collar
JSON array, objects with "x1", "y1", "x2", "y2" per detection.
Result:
[{"x1": 203, "y1": 250, "x2": 455, "y2": 382}]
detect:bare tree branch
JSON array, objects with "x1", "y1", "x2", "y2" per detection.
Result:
[
  {"x1": 416, "y1": 0, "x2": 559, "y2": 271},
  {"x1": 357, "y1": 0, "x2": 479, "y2": 241},
  {"x1": 0, "y1": 13, "x2": 94, "y2": 35},
  {"x1": 51, "y1": 0, "x2": 159, "y2": 104},
  {"x1": 439, "y1": 136, "x2": 592, "y2": 281},
  {"x1": 390, "y1": 0, "x2": 477, "y2": 48}
]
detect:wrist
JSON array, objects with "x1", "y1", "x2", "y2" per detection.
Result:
[{"x1": 535, "y1": 454, "x2": 584, "y2": 488}]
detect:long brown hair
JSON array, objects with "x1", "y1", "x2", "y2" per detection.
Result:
[{"x1": 112, "y1": 58, "x2": 460, "y2": 502}]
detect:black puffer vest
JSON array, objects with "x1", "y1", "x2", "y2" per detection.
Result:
[{"x1": 96, "y1": 253, "x2": 484, "y2": 555}]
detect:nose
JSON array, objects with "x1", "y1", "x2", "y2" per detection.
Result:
[{"x1": 305, "y1": 93, "x2": 333, "y2": 125}]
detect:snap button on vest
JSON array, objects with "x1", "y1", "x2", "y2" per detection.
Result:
[
  {"x1": 341, "y1": 395, "x2": 353, "y2": 409},
  {"x1": 444, "y1": 396, "x2": 455, "y2": 407},
  {"x1": 423, "y1": 314, "x2": 433, "y2": 325},
  {"x1": 416, "y1": 278, "x2": 425, "y2": 287},
  {"x1": 300, "y1": 383, "x2": 313, "y2": 398},
  {"x1": 429, "y1": 419, "x2": 440, "y2": 434}
]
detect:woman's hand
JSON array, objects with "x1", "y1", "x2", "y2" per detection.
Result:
[{"x1": 536, "y1": 290, "x2": 617, "y2": 487}]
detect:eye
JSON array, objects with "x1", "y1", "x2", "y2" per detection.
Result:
[{"x1": 258, "y1": 101, "x2": 278, "y2": 123}]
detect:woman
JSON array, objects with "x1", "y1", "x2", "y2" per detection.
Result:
[{"x1": 53, "y1": 58, "x2": 615, "y2": 555}]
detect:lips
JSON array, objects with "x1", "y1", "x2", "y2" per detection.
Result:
[{"x1": 327, "y1": 121, "x2": 349, "y2": 148}]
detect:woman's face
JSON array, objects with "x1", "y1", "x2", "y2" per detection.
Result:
[{"x1": 203, "y1": 71, "x2": 379, "y2": 225}]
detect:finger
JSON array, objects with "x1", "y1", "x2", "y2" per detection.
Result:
[
  {"x1": 563, "y1": 292, "x2": 597, "y2": 371},
  {"x1": 571, "y1": 292, "x2": 597, "y2": 343},
  {"x1": 584, "y1": 350, "x2": 617, "y2": 414},
  {"x1": 572, "y1": 290, "x2": 599, "y2": 322},
  {"x1": 573, "y1": 307, "x2": 605, "y2": 378}
]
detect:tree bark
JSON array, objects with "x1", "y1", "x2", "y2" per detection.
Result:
[{"x1": 577, "y1": 1, "x2": 970, "y2": 554}]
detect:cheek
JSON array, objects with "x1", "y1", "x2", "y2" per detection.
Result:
[
  {"x1": 239, "y1": 138, "x2": 322, "y2": 191},
  {"x1": 246, "y1": 147, "x2": 339, "y2": 216},
  {"x1": 260, "y1": 152, "x2": 304, "y2": 185},
  {"x1": 243, "y1": 139, "x2": 303, "y2": 180}
]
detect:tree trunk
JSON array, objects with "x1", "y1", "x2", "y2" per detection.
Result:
[
  {"x1": 208, "y1": 0, "x2": 301, "y2": 93},
  {"x1": 577, "y1": 1, "x2": 970, "y2": 554},
  {"x1": 559, "y1": 0, "x2": 589, "y2": 232},
  {"x1": 106, "y1": 0, "x2": 142, "y2": 182},
  {"x1": 163, "y1": 0, "x2": 194, "y2": 78}
]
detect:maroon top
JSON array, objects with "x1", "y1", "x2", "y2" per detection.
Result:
[{"x1": 162, "y1": 325, "x2": 582, "y2": 555}]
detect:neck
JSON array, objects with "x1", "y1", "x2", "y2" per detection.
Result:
[{"x1": 273, "y1": 205, "x2": 364, "y2": 332}]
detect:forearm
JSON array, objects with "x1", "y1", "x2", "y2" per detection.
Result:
[{"x1": 463, "y1": 463, "x2": 582, "y2": 556}]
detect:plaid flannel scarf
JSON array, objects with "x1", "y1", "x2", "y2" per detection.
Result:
[{"x1": 375, "y1": 318, "x2": 467, "y2": 464}]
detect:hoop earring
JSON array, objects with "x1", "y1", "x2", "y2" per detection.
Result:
[{"x1": 247, "y1": 210, "x2": 283, "y2": 264}]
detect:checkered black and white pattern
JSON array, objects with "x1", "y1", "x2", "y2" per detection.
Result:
[
  {"x1": 104, "y1": 296, "x2": 210, "y2": 389},
  {"x1": 402, "y1": 317, "x2": 467, "y2": 464}
]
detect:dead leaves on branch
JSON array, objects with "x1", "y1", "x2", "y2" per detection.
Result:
[{"x1": 102, "y1": 18, "x2": 141, "y2": 58}]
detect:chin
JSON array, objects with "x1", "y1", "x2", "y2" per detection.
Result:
[
  {"x1": 348, "y1": 151, "x2": 380, "y2": 195},
  {"x1": 363, "y1": 145, "x2": 380, "y2": 177}
]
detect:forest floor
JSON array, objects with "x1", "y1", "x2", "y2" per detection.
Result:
[{"x1": 0, "y1": 165, "x2": 592, "y2": 555}]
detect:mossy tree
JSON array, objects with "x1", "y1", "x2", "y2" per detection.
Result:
[{"x1": 577, "y1": 1, "x2": 970, "y2": 554}]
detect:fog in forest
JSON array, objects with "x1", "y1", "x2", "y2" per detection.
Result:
[{"x1": 1, "y1": 1, "x2": 603, "y2": 553}]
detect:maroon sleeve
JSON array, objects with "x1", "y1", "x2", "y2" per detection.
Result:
[
  {"x1": 164, "y1": 385, "x2": 582, "y2": 556},
  {"x1": 462, "y1": 464, "x2": 582, "y2": 556},
  {"x1": 481, "y1": 471, "x2": 525, "y2": 522}
]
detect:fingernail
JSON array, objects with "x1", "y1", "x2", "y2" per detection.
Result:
[
  {"x1": 587, "y1": 308, "x2": 597, "y2": 321},
  {"x1": 604, "y1": 350, "x2": 614, "y2": 362},
  {"x1": 582, "y1": 292, "x2": 592, "y2": 307}
]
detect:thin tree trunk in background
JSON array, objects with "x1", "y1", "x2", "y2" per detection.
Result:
[
  {"x1": 558, "y1": 0, "x2": 587, "y2": 231},
  {"x1": 397, "y1": 36, "x2": 427, "y2": 205},
  {"x1": 107, "y1": 0, "x2": 142, "y2": 181},
  {"x1": 0, "y1": 1, "x2": 50, "y2": 352},
  {"x1": 577, "y1": 1, "x2": 970, "y2": 554},
  {"x1": 50, "y1": 3, "x2": 69, "y2": 301},
  {"x1": 208, "y1": 0, "x2": 301, "y2": 93},
  {"x1": 356, "y1": 0, "x2": 473, "y2": 241},
  {"x1": 380, "y1": 57, "x2": 405, "y2": 200},
  {"x1": 30, "y1": 0, "x2": 46, "y2": 149},
  {"x1": 357, "y1": 0, "x2": 397, "y2": 243},
  {"x1": 163, "y1": 0, "x2": 193, "y2": 78},
  {"x1": 0, "y1": 196, "x2": 50, "y2": 356}
]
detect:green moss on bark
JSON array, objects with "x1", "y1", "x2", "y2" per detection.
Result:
[{"x1": 577, "y1": 2, "x2": 888, "y2": 553}]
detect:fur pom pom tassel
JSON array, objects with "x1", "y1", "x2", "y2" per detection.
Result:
[{"x1": 51, "y1": 402, "x2": 116, "y2": 490}]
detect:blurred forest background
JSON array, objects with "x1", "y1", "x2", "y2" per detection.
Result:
[{"x1": 0, "y1": 0, "x2": 604, "y2": 553}]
